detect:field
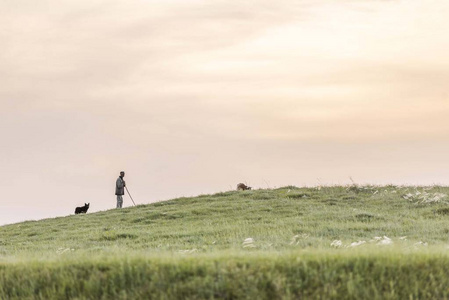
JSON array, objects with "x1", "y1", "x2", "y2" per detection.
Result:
[{"x1": 1, "y1": 185, "x2": 449, "y2": 299}]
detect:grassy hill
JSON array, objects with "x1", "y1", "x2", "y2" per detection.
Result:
[{"x1": 1, "y1": 185, "x2": 449, "y2": 299}]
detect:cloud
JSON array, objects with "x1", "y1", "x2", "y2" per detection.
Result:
[{"x1": 2, "y1": 1, "x2": 448, "y2": 140}]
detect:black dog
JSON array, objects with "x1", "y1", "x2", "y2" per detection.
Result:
[{"x1": 75, "y1": 203, "x2": 90, "y2": 214}]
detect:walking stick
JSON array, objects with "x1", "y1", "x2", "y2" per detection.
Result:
[{"x1": 125, "y1": 186, "x2": 137, "y2": 206}]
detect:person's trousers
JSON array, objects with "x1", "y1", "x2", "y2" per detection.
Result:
[{"x1": 117, "y1": 195, "x2": 123, "y2": 208}]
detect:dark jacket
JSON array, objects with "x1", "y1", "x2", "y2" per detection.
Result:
[{"x1": 115, "y1": 177, "x2": 125, "y2": 195}]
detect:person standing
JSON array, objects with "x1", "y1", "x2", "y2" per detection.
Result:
[{"x1": 116, "y1": 171, "x2": 126, "y2": 208}]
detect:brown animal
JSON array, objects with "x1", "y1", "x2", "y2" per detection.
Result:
[{"x1": 237, "y1": 183, "x2": 252, "y2": 191}]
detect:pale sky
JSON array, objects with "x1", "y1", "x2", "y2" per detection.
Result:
[{"x1": 1, "y1": 0, "x2": 449, "y2": 225}]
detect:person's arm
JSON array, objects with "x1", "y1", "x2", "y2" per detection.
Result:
[{"x1": 117, "y1": 178, "x2": 124, "y2": 189}]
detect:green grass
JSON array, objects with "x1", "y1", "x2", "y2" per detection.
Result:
[{"x1": 1, "y1": 185, "x2": 449, "y2": 299}]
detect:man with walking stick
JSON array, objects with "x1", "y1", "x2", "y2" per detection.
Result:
[
  {"x1": 115, "y1": 171, "x2": 137, "y2": 208},
  {"x1": 115, "y1": 171, "x2": 126, "y2": 208}
]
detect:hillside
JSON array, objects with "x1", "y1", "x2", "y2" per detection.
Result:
[{"x1": 2, "y1": 185, "x2": 449, "y2": 299}]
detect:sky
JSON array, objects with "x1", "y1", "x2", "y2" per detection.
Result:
[{"x1": 1, "y1": 0, "x2": 449, "y2": 225}]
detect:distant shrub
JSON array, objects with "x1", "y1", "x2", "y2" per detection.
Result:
[
  {"x1": 100, "y1": 232, "x2": 137, "y2": 241},
  {"x1": 355, "y1": 213, "x2": 376, "y2": 222},
  {"x1": 320, "y1": 198, "x2": 338, "y2": 206},
  {"x1": 346, "y1": 184, "x2": 378, "y2": 194},
  {"x1": 287, "y1": 193, "x2": 310, "y2": 199},
  {"x1": 403, "y1": 191, "x2": 448, "y2": 205},
  {"x1": 435, "y1": 207, "x2": 449, "y2": 215}
]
